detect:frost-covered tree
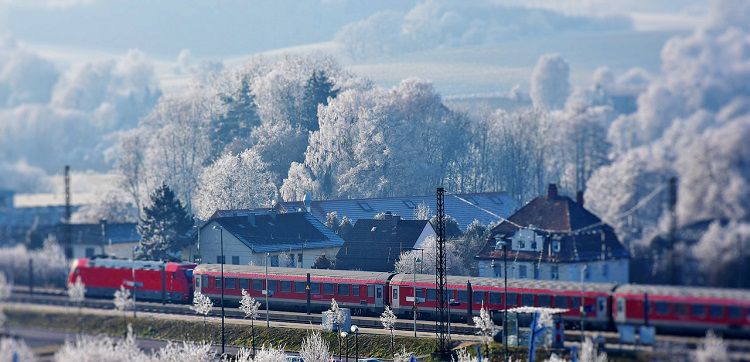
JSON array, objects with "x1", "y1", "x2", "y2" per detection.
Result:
[
  {"x1": 338, "y1": 217, "x2": 353, "y2": 238},
  {"x1": 312, "y1": 254, "x2": 333, "y2": 269},
  {"x1": 68, "y1": 275, "x2": 86, "y2": 332},
  {"x1": 193, "y1": 149, "x2": 276, "y2": 220},
  {"x1": 0, "y1": 338, "x2": 35, "y2": 362},
  {"x1": 380, "y1": 306, "x2": 397, "y2": 356},
  {"x1": 239, "y1": 288, "x2": 261, "y2": 355},
  {"x1": 299, "y1": 331, "x2": 331, "y2": 362},
  {"x1": 209, "y1": 75, "x2": 260, "y2": 159},
  {"x1": 693, "y1": 221, "x2": 750, "y2": 287},
  {"x1": 578, "y1": 337, "x2": 607, "y2": 362},
  {"x1": 472, "y1": 303, "x2": 494, "y2": 360},
  {"x1": 0, "y1": 273, "x2": 11, "y2": 334},
  {"x1": 325, "y1": 211, "x2": 341, "y2": 233},
  {"x1": 190, "y1": 291, "x2": 213, "y2": 343},
  {"x1": 236, "y1": 345, "x2": 286, "y2": 362},
  {"x1": 113, "y1": 285, "x2": 133, "y2": 333},
  {"x1": 530, "y1": 54, "x2": 570, "y2": 110},
  {"x1": 72, "y1": 189, "x2": 138, "y2": 223},
  {"x1": 137, "y1": 184, "x2": 194, "y2": 261},
  {"x1": 115, "y1": 129, "x2": 149, "y2": 212},
  {"x1": 301, "y1": 70, "x2": 338, "y2": 132},
  {"x1": 394, "y1": 236, "x2": 466, "y2": 275},
  {"x1": 414, "y1": 202, "x2": 431, "y2": 220},
  {"x1": 323, "y1": 298, "x2": 345, "y2": 332},
  {"x1": 393, "y1": 347, "x2": 414, "y2": 362},
  {"x1": 693, "y1": 331, "x2": 728, "y2": 362}
]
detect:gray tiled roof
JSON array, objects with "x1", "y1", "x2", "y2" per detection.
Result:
[
  {"x1": 208, "y1": 211, "x2": 344, "y2": 253},
  {"x1": 276, "y1": 192, "x2": 517, "y2": 231}
]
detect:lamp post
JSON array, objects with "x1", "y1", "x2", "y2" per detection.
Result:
[
  {"x1": 265, "y1": 252, "x2": 270, "y2": 327},
  {"x1": 213, "y1": 225, "x2": 225, "y2": 355},
  {"x1": 351, "y1": 325, "x2": 359, "y2": 362},
  {"x1": 580, "y1": 265, "x2": 587, "y2": 343},
  {"x1": 495, "y1": 236, "x2": 509, "y2": 362},
  {"x1": 131, "y1": 246, "x2": 137, "y2": 319},
  {"x1": 342, "y1": 331, "x2": 349, "y2": 362},
  {"x1": 412, "y1": 256, "x2": 421, "y2": 337}
]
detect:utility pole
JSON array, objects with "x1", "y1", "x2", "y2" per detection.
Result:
[
  {"x1": 434, "y1": 187, "x2": 449, "y2": 358},
  {"x1": 265, "y1": 253, "x2": 270, "y2": 327},
  {"x1": 64, "y1": 165, "x2": 71, "y2": 252}
]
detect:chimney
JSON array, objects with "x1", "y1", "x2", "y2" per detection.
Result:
[
  {"x1": 576, "y1": 190, "x2": 584, "y2": 206},
  {"x1": 303, "y1": 191, "x2": 312, "y2": 213},
  {"x1": 547, "y1": 183, "x2": 558, "y2": 198}
]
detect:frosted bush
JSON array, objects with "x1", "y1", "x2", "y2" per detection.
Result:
[
  {"x1": 233, "y1": 345, "x2": 286, "y2": 362},
  {"x1": 0, "y1": 338, "x2": 36, "y2": 362},
  {"x1": 299, "y1": 332, "x2": 331, "y2": 362},
  {"x1": 693, "y1": 331, "x2": 728, "y2": 362},
  {"x1": 0, "y1": 237, "x2": 69, "y2": 287},
  {"x1": 153, "y1": 341, "x2": 214, "y2": 362}
]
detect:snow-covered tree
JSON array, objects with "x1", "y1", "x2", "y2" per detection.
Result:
[
  {"x1": 137, "y1": 184, "x2": 194, "y2": 261},
  {"x1": 530, "y1": 54, "x2": 570, "y2": 110},
  {"x1": 578, "y1": 337, "x2": 607, "y2": 362},
  {"x1": 113, "y1": 285, "x2": 133, "y2": 333},
  {"x1": 338, "y1": 217, "x2": 353, "y2": 238},
  {"x1": 693, "y1": 331, "x2": 728, "y2": 362},
  {"x1": 394, "y1": 236, "x2": 466, "y2": 275},
  {"x1": 72, "y1": 189, "x2": 138, "y2": 223},
  {"x1": 191, "y1": 291, "x2": 213, "y2": 343},
  {"x1": 68, "y1": 275, "x2": 86, "y2": 304},
  {"x1": 239, "y1": 288, "x2": 261, "y2": 355},
  {"x1": 0, "y1": 338, "x2": 35, "y2": 361},
  {"x1": 299, "y1": 332, "x2": 332, "y2": 362},
  {"x1": 153, "y1": 341, "x2": 214, "y2": 362},
  {"x1": 115, "y1": 129, "x2": 150, "y2": 212},
  {"x1": 323, "y1": 298, "x2": 345, "y2": 332},
  {"x1": 393, "y1": 347, "x2": 414, "y2": 362},
  {"x1": 209, "y1": 74, "x2": 260, "y2": 159},
  {"x1": 236, "y1": 345, "x2": 286, "y2": 362},
  {"x1": 414, "y1": 202, "x2": 431, "y2": 220},
  {"x1": 0, "y1": 273, "x2": 11, "y2": 333},
  {"x1": 301, "y1": 70, "x2": 338, "y2": 132},
  {"x1": 325, "y1": 212, "x2": 340, "y2": 233},
  {"x1": 193, "y1": 149, "x2": 276, "y2": 220},
  {"x1": 312, "y1": 254, "x2": 333, "y2": 269},
  {"x1": 473, "y1": 303, "x2": 494, "y2": 360},
  {"x1": 380, "y1": 306, "x2": 397, "y2": 356},
  {"x1": 693, "y1": 221, "x2": 750, "y2": 287}
]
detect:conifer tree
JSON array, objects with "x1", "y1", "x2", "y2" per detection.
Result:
[
  {"x1": 300, "y1": 70, "x2": 337, "y2": 132},
  {"x1": 137, "y1": 184, "x2": 194, "y2": 260},
  {"x1": 210, "y1": 76, "x2": 261, "y2": 158}
]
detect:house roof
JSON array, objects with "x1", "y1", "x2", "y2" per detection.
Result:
[
  {"x1": 275, "y1": 191, "x2": 517, "y2": 232},
  {"x1": 206, "y1": 211, "x2": 344, "y2": 253},
  {"x1": 477, "y1": 184, "x2": 629, "y2": 263},
  {"x1": 35, "y1": 222, "x2": 139, "y2": 246},
  {"x1": 335, "y1": 214, "x2": 432, "y2": 272}
]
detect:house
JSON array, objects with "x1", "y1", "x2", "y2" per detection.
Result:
[
  {"x1": 31, "y1": 221, "x2": 140, "y2": 259},
  {"x1": 476, "y1": 184, "x2": 630, "y2": 283},
  {"x1": 197, "y1": 209, "x2": 344, "y2": 268},
  {"x1": 273, "y1": 191, "x2": 517, "y2": 232},
  {"x1": 335, "y1": 212, "x2": 435, "y2": 272},
  {"x1": 0, "y1": 189, "x2": 85, "y2": 245}
]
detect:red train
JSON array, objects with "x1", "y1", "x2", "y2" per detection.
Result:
[
  {"x1": 69, "y1": 258, "x2": 750, "y2": 336},
  {"x1": 68, "y1": 258, "x2": 196, "y2": 303}
]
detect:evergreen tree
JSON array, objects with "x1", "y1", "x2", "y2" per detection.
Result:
[
  {"x1": 300, "y1": 70, "x2": 338, "y2": 132},
  {"x1": 210, "y1": 77, "x2": 261, "y2": 159},
  {"x1": 137, "y1": 184, "x2": 194, "y2": 261}
]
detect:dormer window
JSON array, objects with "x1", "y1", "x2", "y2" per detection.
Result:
[
  {"x1": 553, "y1": 241, "x2": 561, "y2": 252},
  {"x1": 518, "y1": 240, "x2": 525, "y2": 249},
  {"x1": 531, "y1": 241, "x2": 537, "y2": 250}
]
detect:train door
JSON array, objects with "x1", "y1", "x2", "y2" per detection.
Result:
[
  {"x1": 375, "y1": 285, "x2": 384, "y2": 307},
  {"x1": 391, "y1": 286, "x2": 400, "y2": 308},
  {"x1": 596, "y1": 296, "x2": 607, "y2": 320},
  {"x1": 615, "y1": 297, "x2": 626, "y2": 323}
]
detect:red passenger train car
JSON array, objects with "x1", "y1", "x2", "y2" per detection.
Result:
[
  {"x1": 613, "y1": 284, "x2": 750, "y2": 336},
  {"x1": 68, "y1": 258, "x2": 196, "y2": 303},
  {"x1": 193, "y1": 264, "x2": 393, "y2": 314},
  {"x1": 389, "y1": 274, "x2": 615, "y2": 328}
]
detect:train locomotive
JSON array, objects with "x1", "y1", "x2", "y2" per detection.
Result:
[{"x1": 69, "y1": 258, "x2": 750, "y2": 336}]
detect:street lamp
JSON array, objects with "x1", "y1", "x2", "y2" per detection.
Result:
[
  {"x1": 265, "y1": 252, "x2": 270, "y2": 327},
  {"x1": 580, "y1": 264, "x2": 588, "y2": 343},
  {"x1": 412, "y1": 256, "x2": 421, "y2": 337},
  {"x1": 341, "y1": 331, "x2": 349, "y2": 362},
  {"x1": 495, "y1": 235, "x2": 509, "y2": 362},
  {"x1": 351, "y1": 325, "x2": 359, "y2": 362},
  {"x1": 213, "y1": 225, "x2": 226, "y2": 355}
]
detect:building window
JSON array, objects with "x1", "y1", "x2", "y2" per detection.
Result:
[
  {"x1": 297, "y1": 254, "x2": 303, "y2": 266},
  {"x1": 216, "y1": 256, "x2": 225, "y2": 264},
  {"x1": 602, "y1": 264, "x2": 609, "y2": 279},
  {"x1": 533, "y1": 266, "x2": 539, "y2": 280},
  {"x1": 232, "y1": 256, "x2": 240, "y2": 265},
  {"x1": 357, "y1": 202, "x2": 373, "y2": 211},
  {"x1": 518, "y1": 240, "x2": 525, "y2": 249},
  {"x1": 584, "y1": 266, "x2": 591, "y2": 280},
  {"x1": 85, "y1": 247, "x2": 95, "y2": 257},
  {"x1": 270, "y1": 255, "x2": 279, "y2": 267},
  {"x1": 518, "y1": 265, "x2": 527, "y2": 279}
]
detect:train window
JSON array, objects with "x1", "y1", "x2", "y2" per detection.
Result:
[
  {"x1": 522, "y1": 294, "x2": 534, "y2": 306},
  {"x1": 202, "y1": 275, "x2": 209, "y2": 289},
  {"x1": 692, "y1": 304, "x2": 706, "y2": 317},
  {"x1": 728, "y1": 306, "x2": 742, "y2": 319},
  {"x1": 554, "y1": 296, "x2": 568, "y2": 308},
  {"x1": 473, "y1": 291, "x2": 485, "y2": 304},
  {"x1": 393, "y1": 288, "x2": 398, "y2": 300},
  {"x1": 280, "y1": 281, "x2": 291, "y2": 292},
  {"x1": 252, "y1": 280, "x2": 263, "y2": 291},
  {"x1": 338, "y1": 284, "x2": 350, "y2": 296},
  {"x1": 352, "y1": 285, "x2": 360, "y2": 296},
  {"x1": 538, "y1": 295, "x2": 551, "y2": 307},
  {"x1": 655, "y1": 302, "x2": 669, "y2": 315},
  {"x1": 675, "y1": 304, "x2": 687, "y2": 315},
  {"x1": 324, "y1": 283, "x2": 334, "y2": 295},
  {"x1": 507, "y1": 293, "x2": 518, "y2": 306},
  {"x1": 710, "y1": 305, "x2": 724, "y2": 319},
  {"x1": 294, "y1": 282, "x2": 305, "y2": 293},
  {"x1": 458, "y1": 291, "x2": 468, "y2": 303},
  {"x1": 416, "y1": 288, "x2": 424, "y2": 299},
  {"x1": 215, "y1": 277, "x2": 222, "y2": 289},
  {"x1": 367, "y1": 285, "x2": 375, "y2": 297},
  {"x1": 490, "y1": 293, "x2": 501, "y2": 305},
  {"x1": 427, "y1": 289, "x2": 437, "y2": 301},
  {"x1": 268, "y1": 280, "x2": 277, "y2": 291},
  {"x1": 225, "y1": 278, "x2": 236, "y2": 289},
  {"x1": 311, "y1": 283, "x2": 321, "y2": 294},
  {"x1": 240, "y1": 279, "x2": 249, "y2": 291}
]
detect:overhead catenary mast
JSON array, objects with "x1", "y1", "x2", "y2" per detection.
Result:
[{"x1": 434, "y1": 187, "x2": 450, "y2": 358}]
